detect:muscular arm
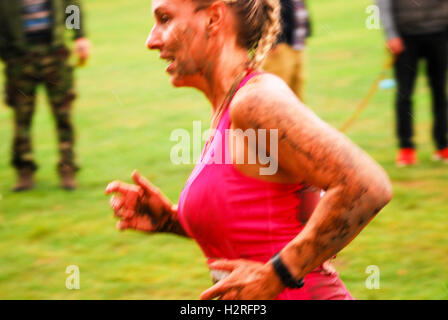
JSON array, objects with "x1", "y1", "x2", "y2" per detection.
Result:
[{"x1": 231, "y1": 74, "x2": 392, "y2": 281}]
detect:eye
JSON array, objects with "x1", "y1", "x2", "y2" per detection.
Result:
[{"x1": 159, "y1": 14, "x2": 171, "y2": 24}]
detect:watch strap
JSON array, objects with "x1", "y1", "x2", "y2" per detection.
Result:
[{"x1": 270, "y1": 252, "x2": 305, "y2": 289}]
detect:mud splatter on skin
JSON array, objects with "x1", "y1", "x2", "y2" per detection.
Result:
[
  {"x1": 229, "y1": 76, "x2": 391, "y2": 279},
  {"x1": 169, "y1": 23, "x2": 215, "y2": 80},
  {"x1": 135, "y1": 195, "x2": 188, "y2": 236},
  {"x1": 238, "y1": 93, "x2": 368, "y2": 189},
  {"x1": 316, "y1": 215, "x2": 351, "y2": 238},
  {"x1": 357, "y1": 216, "x2": 366, "y2": 227}
]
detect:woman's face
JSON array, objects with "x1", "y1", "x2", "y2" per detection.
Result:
[{"x1": 147, "y1": 0, "x2": 213, "y2": 87}]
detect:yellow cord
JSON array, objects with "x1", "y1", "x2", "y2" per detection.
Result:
[{"x1": 339, "y1": 54, "x2": 396, "y2": 133}]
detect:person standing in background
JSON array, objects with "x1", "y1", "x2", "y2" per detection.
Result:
[
  {"x1": 377, "y1": 0, "x2": 448, "y2": 166},
  {"x1": 263, "y1": 0, "x2": 311, "y2": 102},
  {"x1": 0, "y1": 0, "x2": 91, "y2": 191}
]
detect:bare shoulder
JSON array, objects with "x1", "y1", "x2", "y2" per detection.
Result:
[
  {"x1": 229, "y1": 72, "x2": 323, "y2": 131},
  {"x1": 240, "y1": 72, "x2": 293, "y2": 100},
  {"x1": 228, "y1": 72, "x2": 390, "y2": 193},
  {"x1": 230, "y1": 73, "x2": 294, "y2": 121}
]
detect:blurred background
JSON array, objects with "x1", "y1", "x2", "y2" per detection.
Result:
[{"x1": 0, "y1": 0, "x2": 447, "y2": 299}]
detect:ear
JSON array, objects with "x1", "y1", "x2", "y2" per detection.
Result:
[{"x1": 205, "y1": 1, "x2": 227, "y2": 35}]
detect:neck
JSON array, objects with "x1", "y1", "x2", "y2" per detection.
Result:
[{"x1": 198, "y1": 43, "x2": 250, "y2": 112}]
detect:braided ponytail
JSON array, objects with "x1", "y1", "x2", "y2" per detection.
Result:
[
  {"x1": 192, "y1": 0, "x2": 281, "y2": 129},
  {"x1": 193, "y1": 0, "x2": 281, "y2": 70},
  {"x1": 248, "y1": 0, "x2": 281, "y2": 69}
]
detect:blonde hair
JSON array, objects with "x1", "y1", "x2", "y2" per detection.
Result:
[{"x1": 194, "y1": 0, "x2": 281, "y2": 69}]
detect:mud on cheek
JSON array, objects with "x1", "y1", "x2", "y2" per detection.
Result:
[{"x1": 173, "y1": 24, "x2": 209, "y2": 76}]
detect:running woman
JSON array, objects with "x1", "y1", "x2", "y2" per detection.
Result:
[{"x1": 106, "y1": 0, "x2": 392, "y2": 300}]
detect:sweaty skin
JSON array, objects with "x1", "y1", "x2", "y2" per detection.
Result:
[{"x1": 107, "y1": 0, "x2": 393, "y2": 300}]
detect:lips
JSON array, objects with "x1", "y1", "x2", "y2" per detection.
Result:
[
  {"x1": 161, "y1": 56, "x2": 174, "y2": 63},
  {"x1": 160, "y1": 54, "x2": 175, "y2": 73},
  {"x1": 160, "y1": 55, "x2": 176, "y2": 69}
]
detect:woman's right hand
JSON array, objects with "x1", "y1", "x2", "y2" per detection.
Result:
[{"x1": 105, "y1": 170, "x2": 174, "y2": 232}]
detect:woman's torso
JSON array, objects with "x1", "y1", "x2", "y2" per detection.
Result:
[{"x1": 177, "y1": 72, "x2": 350, "y2": 300}]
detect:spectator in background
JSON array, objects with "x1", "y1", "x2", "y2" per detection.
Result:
[
  {"x1": 263, "y1": 0, "x2": 311, "y2": 102},
  {"x1": 0, "y1": 0, "x2": 91, "y2": 191},
  {"x1": 377, "y1": 0, "x2": 448, "y2": 166}
]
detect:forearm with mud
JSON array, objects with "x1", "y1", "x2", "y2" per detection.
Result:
[
  {"x1": 278, "y1": 180, "x2": 390, "y2": 280},
  {"x1": 158, "y1": 205, "x2": 190, "y2": 237},
  {"x1": 135, "y1": 195, "x2": 190, "y2": 237}
]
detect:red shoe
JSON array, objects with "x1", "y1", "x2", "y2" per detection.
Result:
[
  {"x1": 433, "y1": 147, "x2": 448, "y2": 163},
  {"x1": 396, "y1": 148, "x2": 417, "y2": 167}
]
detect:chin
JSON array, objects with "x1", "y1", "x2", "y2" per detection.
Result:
[
  {"x1": 170, "y1": 75, "x2": 186, "y2": 87},
  {"x1": 169, "y1": 74, "x2": 196, "y2": 88}
]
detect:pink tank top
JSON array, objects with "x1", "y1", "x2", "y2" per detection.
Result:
[{"x1": 177, "y1": 72, "x2": 329, "y2": 299}]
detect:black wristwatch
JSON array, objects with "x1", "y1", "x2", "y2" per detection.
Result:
[{"x1": 270, "y1": 252, "x2": 305, "y2": 289}]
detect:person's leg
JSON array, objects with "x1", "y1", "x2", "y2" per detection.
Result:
[
  {"x1": 422, "y1": 31, "x2": 448, "y2": 151},
  {"x1": 290, "y1": 49, "x2": 306, "y2": 102},
  {"x1": 42, "y1": 45, "x2": 78, "y2": 189},
  {"x1": 394, "y1": 35, "x2": 420, "y2": 150},
  {"x1": 5, "y1": 57, "x2": 39, "y2": 190}
]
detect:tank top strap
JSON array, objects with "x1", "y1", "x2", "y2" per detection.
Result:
[{"x1": 237, "y1": 69, "x2": 261, "y2": 91}]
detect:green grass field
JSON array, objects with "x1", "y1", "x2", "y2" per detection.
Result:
[{"x1": 0, "y1": 0, "x2": 447, "y2": 299}]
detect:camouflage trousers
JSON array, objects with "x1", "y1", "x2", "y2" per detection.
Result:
[{"x1": 4, "y1": 44, "x2": 78, "y2": 173}]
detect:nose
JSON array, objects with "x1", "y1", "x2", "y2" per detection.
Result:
[{"x1": 146, "y1": 25, "x2": 162, "y2": 50}]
